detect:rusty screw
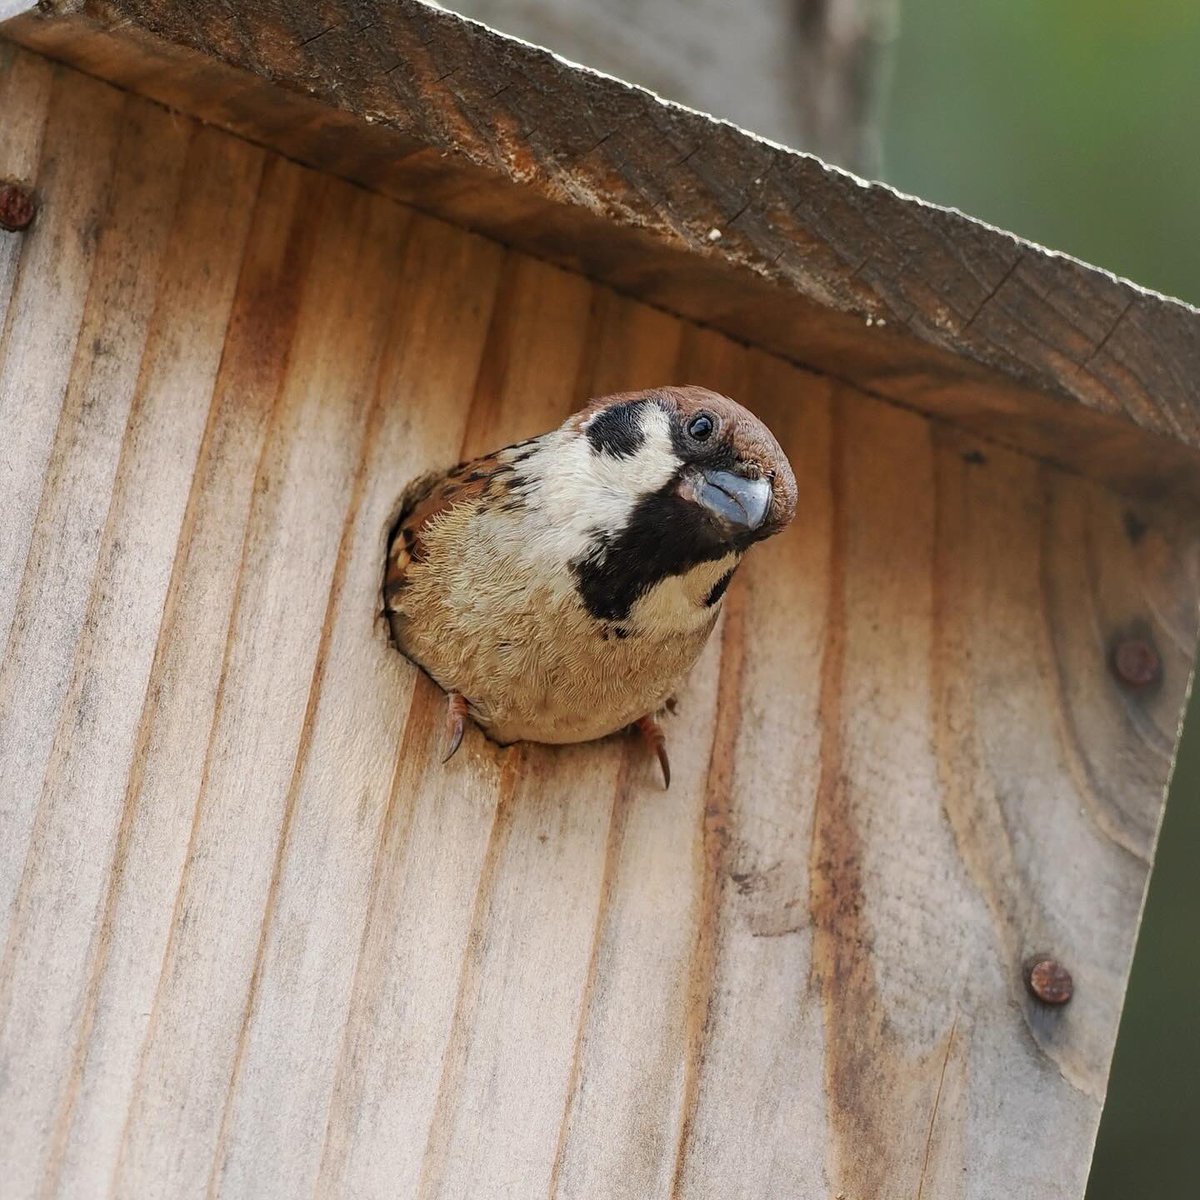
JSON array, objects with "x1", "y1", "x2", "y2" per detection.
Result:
[
  {"x1": 0, "y1": 180, "x2": 38, "y2": 232},
  {"x1": 1026, "y1": 956, "x2": 1073, "y2": 1006},
  {"x1": 1112, "y1": 637, "x2": 1161, "y2": 690}
]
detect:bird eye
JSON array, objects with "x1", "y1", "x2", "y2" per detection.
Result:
[{"x1": 687, "y1": 413, "x2": 715, "y2": 441}]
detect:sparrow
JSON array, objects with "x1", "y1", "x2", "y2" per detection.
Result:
[{"x1": 382, "y1": 385, "x2": 797, "y2": 786}]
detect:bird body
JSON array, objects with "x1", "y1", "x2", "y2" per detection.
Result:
[{"x1": 383, "y1": 386, "x2": 796, "y2": 776}]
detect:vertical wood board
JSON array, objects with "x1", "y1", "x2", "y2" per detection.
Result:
[{"x1": 0, "y1": 54, "x2": 1197, "y2": 1200}]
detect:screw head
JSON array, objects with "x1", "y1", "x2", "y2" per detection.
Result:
[
  {"x1": 1026, "y1": 956, "x2": 1073, "y2": 1006},
  {"x1": 1112, "y1": 637, "x2": 1161, "y2": 690},
  {"x1": 0, "y1": 180, "x2": 37, "y2": 232}
]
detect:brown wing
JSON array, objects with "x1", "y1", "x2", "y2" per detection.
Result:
[{"x1": 382, "y1": 444, "x2": 535, "y2": 621}]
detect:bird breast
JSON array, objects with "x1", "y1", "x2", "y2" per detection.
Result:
[{"x1": 390, "y1": 495, "x2": 737, "y2": 746}]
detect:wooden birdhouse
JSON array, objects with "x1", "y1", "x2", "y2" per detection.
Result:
[{"x1": 2, "y1": 3, "x2": 1197, "y2": 1197}]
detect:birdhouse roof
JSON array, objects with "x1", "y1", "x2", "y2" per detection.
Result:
[{"x1": 6, "y1": 0, "x2": 1199, "y2": 504}]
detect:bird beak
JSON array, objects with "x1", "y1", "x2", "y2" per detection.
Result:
[{"x1": 692, "y1": 468, "x2": 772, "y2": 531}]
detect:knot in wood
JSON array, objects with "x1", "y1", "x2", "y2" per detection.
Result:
[
  {"x1": 1026, "y1": 956, "x2": 1073, "y2": 1006},
  {"x1": 0, "y1": 179, "x2": 37, "y2": 232},
  {"x1": 1112, "y1": 637, "x2": 1161, "y2": 690}
]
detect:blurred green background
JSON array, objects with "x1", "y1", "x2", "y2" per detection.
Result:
[
  {"x1": 884, "y1": 0, "x2": 1200, "y2": 305},
  {"x1": 882, "y1": 4, "x2": 1199, "y2": 1195}
]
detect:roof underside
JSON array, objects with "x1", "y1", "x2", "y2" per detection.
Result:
[{"x1": 4, "y1": 0, "x2": 1200, "y2": 505}]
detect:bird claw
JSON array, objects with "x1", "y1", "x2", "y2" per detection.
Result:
[
  {"x1": 635, "y1": 714, "x2": 671, "y2": 789},
  {"x1": 443, "y1": 692, "x2": 468, "y2": 763}
]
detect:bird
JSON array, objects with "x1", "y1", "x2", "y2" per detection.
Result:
[{"x1": 382, "y1": 385, "x2": 797, "y2": 787}]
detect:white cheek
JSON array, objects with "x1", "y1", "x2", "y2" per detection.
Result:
[
  {"x1": 528, "y1": 409, "x2": 680, "y2": 569},
  {"x1": 595, "y1": 405, "x2": 679, "y2": 497}
]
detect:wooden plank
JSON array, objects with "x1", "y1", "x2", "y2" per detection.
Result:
[
  {"x1": 1, "y1": 1, "x2": 1199, "y2": 507},
  {"x1": 106, "y1": 177, "x2": 411, "y2": 1200},
  {"x1": 208, "y1": 216, "x2": 506, "y2": 1200},
  {"x1": 0, "y1": 46, "x2": 52, "y2": 326},
  {"x1": 0, "y1": 63, "x2": 1196, "y2": 1200},
  {"x1": 43, "y1": 154, "x2": 319, "y2": 1200},
  {"x1": 0, "y1": 119, "x2": 263, "y2": 1199},
  {"x1": 0, "y1": 78, "x2": 177, "y2": 943},
  {"x1": 0, "y1": 63, "x2": 123, "y2": 652}
]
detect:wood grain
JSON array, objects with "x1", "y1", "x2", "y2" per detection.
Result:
[
  {"x1": 3, "y1": 1, "x2": 1200, "y2": 505},
  {"x1": 48, "y1": 153, "x2": 322, "y2": 1200},
  {"x1": 447, "y1": 0, "x2": 894, "y2": 171},
  {"x1": 0, "y1": 54, "x2": 1198, "y2": 1200},
  {"x1": 208, "y1": 201, "x2": 506, "y2": 1200},
  {"x1": 0, "y1": 111, "x2": 261, "y2": 1200}
]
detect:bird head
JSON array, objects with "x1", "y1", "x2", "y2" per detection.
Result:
[
  {"x1": 573, "y1": 384, "x2": 796, "y2": 545},
  {"x1": 561, "y1": 386, "x2": 797, "y2": 623}
]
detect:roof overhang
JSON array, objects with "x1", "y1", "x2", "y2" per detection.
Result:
[{"x1": 4, "y1": 0, "x2": 1198, "y2": 506}]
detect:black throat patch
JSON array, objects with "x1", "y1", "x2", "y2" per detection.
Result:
[{"x1": 571, "y1": 489, "x2": 740, "y2": 623}]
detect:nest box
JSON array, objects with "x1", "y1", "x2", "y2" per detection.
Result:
[{"x1": 1, "y1": 2, "x2": 1197, "y2": 1197}]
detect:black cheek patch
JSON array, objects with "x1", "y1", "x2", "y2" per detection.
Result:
[{"x1": 585, "y1": 400, "x2": 649, "y2": 458}]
